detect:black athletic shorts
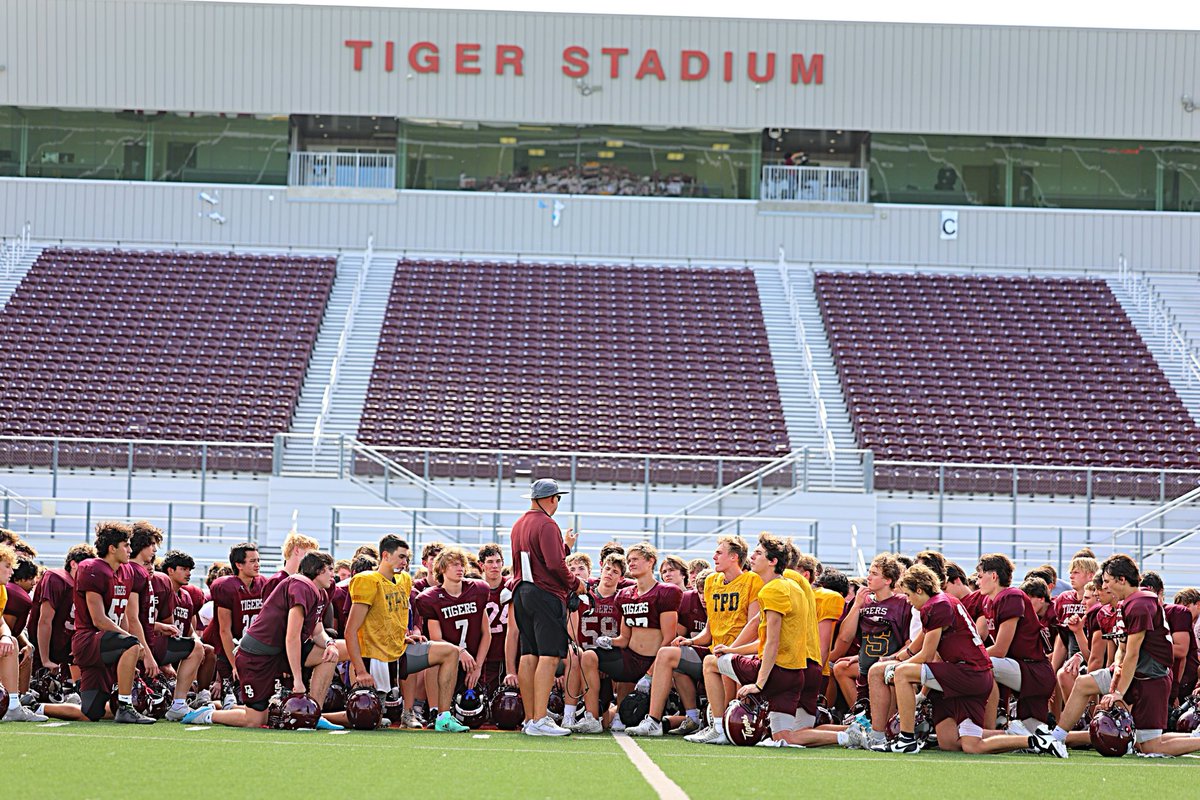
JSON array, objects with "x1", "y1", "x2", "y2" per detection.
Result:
[{"x1": 513, "y1": 583, "x2": 568, "y2": 658}]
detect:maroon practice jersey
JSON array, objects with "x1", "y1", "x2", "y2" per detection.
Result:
[
  {"x1": 4, "y1": 582, "x2": 32, "y2": 637},
  {"x1": 262, "y1": 570, "x2": 290, "y2": 603},
  {"x1": 1052, "y1": 590, "x2": 1086, "y2": 653},
  {"x1": 29, "y1": 568, "x2": 76, "y2": 660},
  {"x1": 243, "y1": 575, "x2": 325, "y2": 649},
  {"x1": 579, "y1": 587, "x2": 622, "y2": 647},
  {"x1": 1116, "y1": 590, "x2": 1174, "y2": 679},
  {"x1": 858, "y1": 593, "x2": 912, "y2": 668},
  {"x1": 173, "y1": 585, "x2": 196, "y2": 636},
  {"x1": 983, "y1": 587, "x2": 1048, "y2": 662},
  {"x1": 329, "y1": 583, "x2": 351, "y2": 637},
  {"x1": 678, "y1": 588, "x2": 707, "y2": 637},
  {"x1": 416, "y1": 579, "x2": 491, "y2": 655},
  {"x1": 147, "y1": 572, "x2": 174, "y2": 626},
  {"x1": 201, "y1": 575, "x2": 267, "y2": 647},
  {"x1": 483, "y1": 582, "x2": 510, "y2": 664},
  {"x1": 617, "y1": 581, "x2": 682, "y2": 631},
  {"x1": 72, "y1": 558, "x2": 125, "y2": 637},
  {"x1": 961, "y1": 590, "x2": 986, "y2": 623},
  {"x1": 1165, "y1": 603, "x2": 1198, "y2": 685},
  {"x1": 120, "y1": 561, "x2": 153, "y2": 633},
  {"x1": 921, "y1": 592, "x2": 990, "y2": 670}
]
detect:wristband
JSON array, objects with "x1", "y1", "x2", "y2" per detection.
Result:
[{"x1": 754, "y1": 683, "x2": 763, "y2": 691}]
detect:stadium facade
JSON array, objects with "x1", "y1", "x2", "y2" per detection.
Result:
[{"x1": 0, "y1": 0, "x2": 1198, "y2": 267}]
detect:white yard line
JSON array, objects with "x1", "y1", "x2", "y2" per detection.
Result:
[{"x1": 612, "y1": 734, "x2": 690, "y2": 800}]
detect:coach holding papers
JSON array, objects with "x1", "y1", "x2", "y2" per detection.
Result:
[{"x1": 510, "y1": 478, "x2": 583, "y2": 736}]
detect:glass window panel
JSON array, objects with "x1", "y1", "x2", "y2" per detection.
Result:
[
  {"x1": 22, "y1": 109, "x2": 150, "y2": 180},
  {"x1": 152, "y1": 114, "x2": 288, "y2": 185},
  {"x1": 0, "y1": 107, "x2": 21, "y2": 177}
]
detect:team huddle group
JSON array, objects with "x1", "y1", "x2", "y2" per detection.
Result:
[{"x1": 2, "y1": 488, "x2": 1200, "y2": 759}]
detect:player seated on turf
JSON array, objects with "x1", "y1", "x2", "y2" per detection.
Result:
[
  {"x1": 884, "y1": 564, "x2": 1059, "y2": 756},
  {"x1": 201, "y1": 542, "x2": 265, "y2": 705},
  {"x1": 161, "y1": 549, "x2": 217, "y2": 706},
  {"x1": 71, "y1": 522, "x2": 156, "y2": 724},
  {"x1": 344, "y1": 535, "x2": 467, "y2": 732},
  {"x1": 574, "y1": 542, "x2": 681, "y2": 734},
  {"x1": 477, "y1": 543, "x2": 511, "y2": 693},
  {"x1": 687, "y1": 533, "x2": 807, "y2": 746},
  {"x1": 973, "y1": 554, "x2": 1056, "y2": 735},
  {"x1": 567, "y1": 553, "x2": 626, "y2": 728},
  {"x1": 30, "y1": 543, "x2": 95, "y2": 689},
  {"x1": 124, "y1": 525, "x2": 208, "y2": 721},
  {"x1": 1037, "y1": 555, "x2": 1200, "y2": 757},
  {"x1": 183, "y1": 551, "x2": 346, "y2": 729},
  {"x1": 417, "y1": 546, "x2": 492, "y2": 702},
  {"x1": 625, "y1": 536, "x2": 759, "y2": 739},
  {"x1": 262, "y1": 532, "x2": 320, "y2": 601},
  {"x1": 827, "y1": 553, "x2": 912, "y2": 747}
]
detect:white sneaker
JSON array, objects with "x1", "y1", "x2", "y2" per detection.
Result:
[
  {"x1": 4, "y1": 705, "x2": 49, "y2": 722},
  {"x1": 569, "y1": 713, "x2": 603, "y2": 734},
  {"x1": 843, "y1": 723, "x2": 869, "y2": 750},
  {"x1": 194, "y1": 690, "x2": 212, "y2": 706},
  {"x1": 222, "y1": 693, "x2": 237, "y2": 709},
  {"x1": 684, "y1": 724, "x2": 714, "y2": 743},
  {"x1": 667, "y1": 717, "x2": 701, "y2": 736},
  {"x1": 401, "y1": 709, "x2": 425, "y2": 729},
  {"x1": 62, "y1": 692, "x2": 82, "y2": 706},
  {"x1": 1006, "y1": 720, "x2": 1033, "y2": 737},
  {"x1": 687, "y1": 724, "x2": 730, "y2": 744},
  {"x1": 626, "y1": 717, "x2": 663, "y2": 737},
  {"x1": 610, "y1": 717, "x2": 626, "y2": 732},
  {"x1": 703, "y1": 725, "x2": 731, "y2": 745},
  {"x1": 525, "y1": 715, "x2": 571, "y2": 736}
]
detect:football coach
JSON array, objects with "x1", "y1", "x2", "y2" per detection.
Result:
[{"x1": 510, "y1": 478, "x2": 583, "y2": 736}]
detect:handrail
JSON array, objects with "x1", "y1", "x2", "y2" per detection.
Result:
[
  {"x1": 1140, "y1": 523, "x2": 1200, "y2": 562},
  {"x1": 760, "y1": 165, "x2": 869, "y2": 203},
  {"x1": 1117, "y1": 254, "x2": 1200, "y2": 390},
  {"x1": 288, "y1": 152, "x2": 396, "y2": 189},
  {"x1": 345, "y1": 439, "x2": 481, "y2": 522},
  {"x1": 777, "y1": 259, "x2": 836, "y2": 459},
  {"x1": 850, "y1": 523, "x2": 867, "y2": 577},
  {"x1": 660, "y1": 448, "x2": 806, "y2": 525},
  {"x1": 1111, "y1": 484, "x2": 1200, "y2": 542},
  {"x1": 1, "y1": 221, "x2": 32, "y2": 278}
]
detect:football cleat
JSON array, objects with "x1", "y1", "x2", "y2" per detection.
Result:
[
  {"x1": 843, "y1": 723, "x2": 871, "y2": 750},
  {"x1": 876, "y1": 734, "x2": 922, "y2": 754},
  {"x1": 569, "y1": 713, "x2": 604, "y2": 734},
  {"x1": 3, "y1": 705, "x2": 49, "y2": 723},
  {"x1": 626, "y1": 717, "x2": 663, "y2": 737},
  {"x1": 400, "y1": 708, "x2": 426, "y2": 729},
  {"x1": 114, "y1": 705, "x2": 157, "y2": 725},
  {"x1": 667, "y1": 717, "x2": 701, "y2": 736},
  {"x1": 1028, "y1": 733, "x2": 1069, "y2": 759},
  {"x1": 180, "y1": 705, "x2": 215, "y2": 724},
  {"x1": 684, "y1": 724, "x2": 715, "y2": 743},
  {"x1": 434, "y1": 711, "x2": 469, "y2": 733}
]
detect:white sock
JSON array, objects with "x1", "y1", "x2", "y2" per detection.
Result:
[
  {"x1": 171, "y1": 699, "x2": 187, "y2": 711},
  {"x1": 713, "y1": 718, "x2": 725, "y2": 736},
  {"x1": 868, "y1": 729, "x2": 886, "y2": 743},
  {"x1": 686, "y1": 708, "x2": 699, "y2": 721},
  {"x1": 563, "y1": 704, "x2": 577, "y2": 724},
  {"x1": 7, "y1": 693, "x2": 18, "y2": 710},
  {"x1": 1052, "y1": 726, "x2": 1068, "y2": 742},
  {"x1": 836, "y1": 731, "x2": 850, "y2": 746},
  {"x1": 118, "y1": 694, "x2": 133, "y2": 705}
]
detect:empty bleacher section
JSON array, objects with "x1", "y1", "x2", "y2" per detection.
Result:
[
  {"x1": 815, "y1": 271, "x2": 1200, "y2": 498},
  {"x1": 356, "y1": 260, "x2": 790, "y2": 483},
  {"x1": 0, "y1": 248, "x2": 335, "y2": 471}
]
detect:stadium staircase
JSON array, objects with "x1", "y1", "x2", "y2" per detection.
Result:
[
  {"x1": 752, "y1": 263, "x2": 856, "y2": 454},
  {"x1": 0, "y1": 244, "x2": 41, "y2": 309},
  {"x1": 281, "y1": 251, "x2": 397, "y2": 474},
  {"x1": 1107, "y1": 272, "x2": 1200, "y2": 421}
]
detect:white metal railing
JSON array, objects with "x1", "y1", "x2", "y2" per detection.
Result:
[
  {"x1": 288, "y1": 152, "x2": 396, "y2": 189},
  {"x1": 777, "y1": 255, "x2": 836, "y2": 459},
  {"x1": 1110, "y1": 483, "x2": 1200, "y2": 545},
  {"x1": 850, "y1": 523, "x2": 867, "y2": 576},
  {"x1": 760, "y1": 165, "x2": 869, "y2": 203},
  {"x1": 1117, "y1": 254, "x2": 1200, "y2": 391},
  {"x1": 312, "y1": 235, "x2": 374, "y2": 466},
  {"x1": 2, "y1": 221, "x2": 32, "y2": 278}
]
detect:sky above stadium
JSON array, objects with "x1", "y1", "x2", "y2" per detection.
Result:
[{"x1": 211, "y1": 0, "x2": 1200, "y2": 31}]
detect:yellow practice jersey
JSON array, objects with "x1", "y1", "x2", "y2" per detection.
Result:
[
  {"x1": 349, "y1": 569, "x2": 412, "y2": 662},
  {"x1": 703, "y1": 570, "x2": 763, "y2": 647},
  {"x1": 0, "y1": 584, "x2": 6, "y2": 619},
  {"x1": 757, "y1": 577, "x2": 808, "y2": 670},
  {"x1": 783, "y1": 569, "x2": 820, "y2": 665},
  {"x1": 812, "y1": 585, "x2": 846, "y2": 675}
]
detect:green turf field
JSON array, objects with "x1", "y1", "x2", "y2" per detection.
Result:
[{"x1": 4, "y1": 723, "x2": 1199, "y2": 800}]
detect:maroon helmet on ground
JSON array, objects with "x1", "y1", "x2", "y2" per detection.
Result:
[
  {"x1": 1089, "y1": 705, "x2": 1135, "y2": 757},
  {"x1": 547, "y1": 687, "x2": 566, "y2": 724},
  {"x1": 1176, "y1": 705, "x2": 1200, "y2": 734},
  {"x1": 723, "y1": 696, "x2": 771, "y2": 747},
  {"x1": 28, "y1": 668, "x2": 65, "y2": 704},
  {"x1": 276, "y1": 693, "x2": 321, "y2": 730},
  {"x1": 346, "y1": 687, "x2": 383, "y2": 730},
  {"x1": 324, "y1": 682, "x2": 348, "y2": 714},
  {"x1": 491, "y1": 687, "x2": 525, "y2": 730}
]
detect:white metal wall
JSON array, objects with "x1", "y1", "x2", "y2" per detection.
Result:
[
  {"x1": 3, "y1": 178, "x2": 1198, "y2": 271},
  {"x1": 0, "y1": 1, "x2": 1197, "y2": 139}
]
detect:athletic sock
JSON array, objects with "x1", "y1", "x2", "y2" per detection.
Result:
[
  {"x1": 686, "y1": 708, "x2": 699, "y2": 722},
  {"x1": 1052, "y1": 726, "x2": 1068, "y2": 742},
  {"x1": 563, "y1": 704, "x2": 577, "y2": 725},
  {"x1": 713, "y1": 718, "x2": 725, "y2": 737},
  {"x1": 7, "y1": 693, "x2": 18, "y2": 710},
  {"x1": 836, "y1": 731, "x2": 850, "y2": 746},
  {"x1": 171, "y1": 699, "x2": 188, "y2": 711},
  {"x1": 118, "y1": 694, "x2": 133, "y2": 706},
  {"x1": 868, "y1": 729, "x2": 886, "y2": 744},
  {"x1": 901, "y1": 730, "x2": 915, "y2": 739}
]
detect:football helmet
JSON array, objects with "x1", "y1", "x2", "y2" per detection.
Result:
[
  {"x1": 274, "y1": 693, "x2": 322, "y2": 730},
  {"x1": 453, "y1": 687, "x2": 489, "y2": 729},
  {"x1": 619, "y1": 688, "x2": 651, "y2": 727},
  {"x1": 1089, "y1": 705, "x2": 1135, "y2": 757},
  {"x1": 491, "y1": 687, "x2": 525, "y2": 730},
  {"x1": 346, "y1": 687, "x2": 384, "y2": 730},
  {"x1": 547, "y1": 687, "x2": 566, "y2": 724},
  {"x1": 1175, "y1": 705, "x2": 1200, "y2": 734},
  {"x1": 28, "y1": 668, "x2": 66, "y2": 704},
  {"x1": 885, "y1": 702, "x2": 933, "y2": 743},
  {"x1": 324, "y1": 681, "x2": 348, "y2": 714},
  {"x1": 723, "y1": 696, "x2": 771, "y2": 747},
  {"x1": 815, "y1": 704, "x2": 834, "y2": 729}
]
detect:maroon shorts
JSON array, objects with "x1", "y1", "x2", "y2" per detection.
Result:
[
  {"x1": 1127, "y1": 675, "x2": 1171, "y2": 733},
  {"x1": 597, "y1": 647, "x2": 655, "y2": 683},
  {"x1": 728, "y1": 655, "x2": 803, "y2": 714},
  {"x1": 480, "y1": 659, "x2": 504, "y2": 692},
  {"x1": 1015, "y1": 659, "x2": 1056, "y2": 722},
  {"x1": 236, "y1": 640, "x2": 316, "y2": 712},
  {"x1": 150, "y1": 635, "x2": 196, "y2": 666},
  {"x1": 799, "y1": 660, "x2": 822, "y2": 716},
  {"x1": 926, "y1": 662, "x2": 994, "y2": 727}
]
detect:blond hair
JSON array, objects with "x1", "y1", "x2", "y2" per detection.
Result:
[{"x1": 283, "y1": 532, "x2": 320, "y2": 559}]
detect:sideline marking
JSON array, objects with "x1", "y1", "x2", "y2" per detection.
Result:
[{"x1": 613, "y1": 734, "x2": 689, "y2": 800}]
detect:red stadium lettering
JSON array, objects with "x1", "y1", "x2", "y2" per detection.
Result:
[
  {"x1": 601, "y1": 47, "x2": 629, "y2": 78},
  {"x1": 681, "y1": 50, "x2": 709, "y2": 80},
  {"x1": 409, "y1": 41, "x2": 440, "y2": 73},
  {"x1": 385, "y1": 41, "x2": 395, "y2": 72},
  {"x1": 635, "y1": 49, "x2": 666, "y2": 81},
  {"x1": 722, "y1": 50, "x2": 734, "y2": 82},
  {"x1": 790, "y1": 53, "x2": 823, "y2": 85},
  {"x1": 345, "y1": 39, "x2": 372, "y2": 71},
  {"x1": 747, "y1": 51, "x2": 775, "y2": 83},
  {"x1": 561, "y1": 45, "x2": 589, "y2": 78},
  {"x1": 455, "y1": 42, "x2": 482, "y2": 75},
  {"x1": 496, "y1": 44, "x2": 524, "y2": 76}
]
